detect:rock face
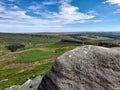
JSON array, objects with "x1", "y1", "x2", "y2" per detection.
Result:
[{"x1": 38, "y1": 45, "x2": 120, "y2": 90}]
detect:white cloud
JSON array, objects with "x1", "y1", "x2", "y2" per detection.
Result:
[
  {"x1": 0, "y1": 6, "x2": 31, "y2": 20},
  {"x1": 87, "y1": 10, "x2": 99, "y2": 16},
  {"x1": 37, "y1": 1, "x2": 96, "y2": 24},
  {"x1": 0, "y1": 4, "x2": 63, "y2": 30},
  {"x1": 28, "y1": 5, "x2": 42, "y2": 10},
  {"x1": 0, "y1": 0, "x2": 100, "y2": 32},
  {"x1": 105, "y1": 0, "x2": 120, "y2": 6},
  {"x1": 42, "y1": 0, "x2": 71, "y2": 5},
  {"x1": 58, "y1": 3, "x2": 95, "y2": 21},
  {"x1": 0, "y1": 6, "x2": 5, "y2": 11},
  {"x1": 42, "y1": 1, "x2": 58, "y2": 5}
]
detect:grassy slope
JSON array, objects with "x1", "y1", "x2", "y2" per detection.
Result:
[
  {"x1": 0, "y1": 44, "x2": 76, "y2": 90},
  {"x1": 0, "y1": 33, "x2": 60, "y2": 45},
  {"x1": 0, "y1": 33, "x2": 78, "y2": 90},
  {"x1": 0, "y1": 62, "x2": 53, "y2": 90},
  {"x1": 12, "y1": 50, "x2": 54, "y2": 63}
]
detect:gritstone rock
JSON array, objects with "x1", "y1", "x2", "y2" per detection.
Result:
[
  {"x1": 38, "y1": 45, "x2": 120, "y2": 90},
  {"x1": 5, "y1": 76, "x2": 42, "y2": 90}
]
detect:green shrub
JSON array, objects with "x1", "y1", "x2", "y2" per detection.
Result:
[{"x1": 5, "y1": 44, "x2": 25, "y2": 52}]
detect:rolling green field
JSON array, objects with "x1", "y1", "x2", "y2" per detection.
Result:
[
  {"x1": 0, "y1": 33, "x2": 77, "y2": 90},
  {"x1": 12, "y1": 50, "x2": 54, "y2": 63},
  {"x1": 0, "y1": 32, "x2": 120, "y2": 90}
]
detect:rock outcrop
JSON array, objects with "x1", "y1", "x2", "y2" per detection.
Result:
[
  {"x1": 5, "y1": 45, "x2": 120, "y2": 90},
  {"x1": 5, "y1": 76, "x2": 42, "y2": 90},
  {"x1": 38, "y1": 45, "x2": 120, "y2": 90}
]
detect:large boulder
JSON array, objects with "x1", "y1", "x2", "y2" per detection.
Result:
[{"x1": 38, "y1": 45, "x2": 120, "y2": 90}]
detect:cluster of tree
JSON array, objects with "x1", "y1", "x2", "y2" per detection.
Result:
[
  {"x1": 5, "y1": 44, "x2": 25, "y2": 52},
  {"x1": 67, "y1": 32, "x2": 120, "y2": 40},
  {"x1": 60, "y1": 39, "x2": 82, "y2": 44},
  {"x1": 98, "y1": 42, "x2": 120, "y2": 47},
  {"x1": 31, "y1": 35, "x2": 59, "y2": 38},
  {"x1": 60, "y1": 39, "x2": 98, "y2": 45}
]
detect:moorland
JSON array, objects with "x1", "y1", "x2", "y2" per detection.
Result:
[{"x1": 0, "y1": 32, "x2": 120, "y2": 90}]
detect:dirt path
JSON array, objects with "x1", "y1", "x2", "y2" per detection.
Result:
[{"x1": 2, "y1": 55, "x2": 56, "y2": 70}]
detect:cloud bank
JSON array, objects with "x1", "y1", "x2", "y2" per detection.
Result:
[
  {"x1": 0, "y1": 0, "x2": 100, "y2": 32},
  {"x1": 105, "y1": 0, "x2": 120, "y2": 6}
]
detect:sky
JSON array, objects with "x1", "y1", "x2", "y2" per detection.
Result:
[{"x1": 0, "y1": 0, "x2": 120, "y2": 33}]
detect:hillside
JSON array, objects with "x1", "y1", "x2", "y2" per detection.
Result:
[{"x1": 0, "y1": 32, "x2": 120, "y2": 90}]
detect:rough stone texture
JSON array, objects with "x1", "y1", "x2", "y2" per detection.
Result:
[
  {"x1": 5, "y1": 76, "x2": 42, "y2": 90},
  {"x1": 38, "y1": 45, "x2": 120, "y2": 90}
]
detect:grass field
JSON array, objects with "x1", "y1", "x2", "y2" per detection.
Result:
[
  {"x1": 0, "y1": 62, "x2": 53, "y2": 90},
  {"x1": 0, "y1": 36, "x2": 77, "y2": 90},
  {"x1": 0, "y1": 45, "x2": 75, "y2": 90},
  {"x1": 12, "y1": 50, "x2": 54, "y2": 63}
]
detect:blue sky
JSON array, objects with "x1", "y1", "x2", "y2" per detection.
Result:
[{"x1": 0, "y1": 0, "x2": 120, "y2": 33}]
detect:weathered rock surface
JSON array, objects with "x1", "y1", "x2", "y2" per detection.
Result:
[
  {"x1": 5, "y1": 76, "x2": 42, "y2": 90},
  {"x1": 38, "y1": 45, "x2": 120, "y2": 90}
]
